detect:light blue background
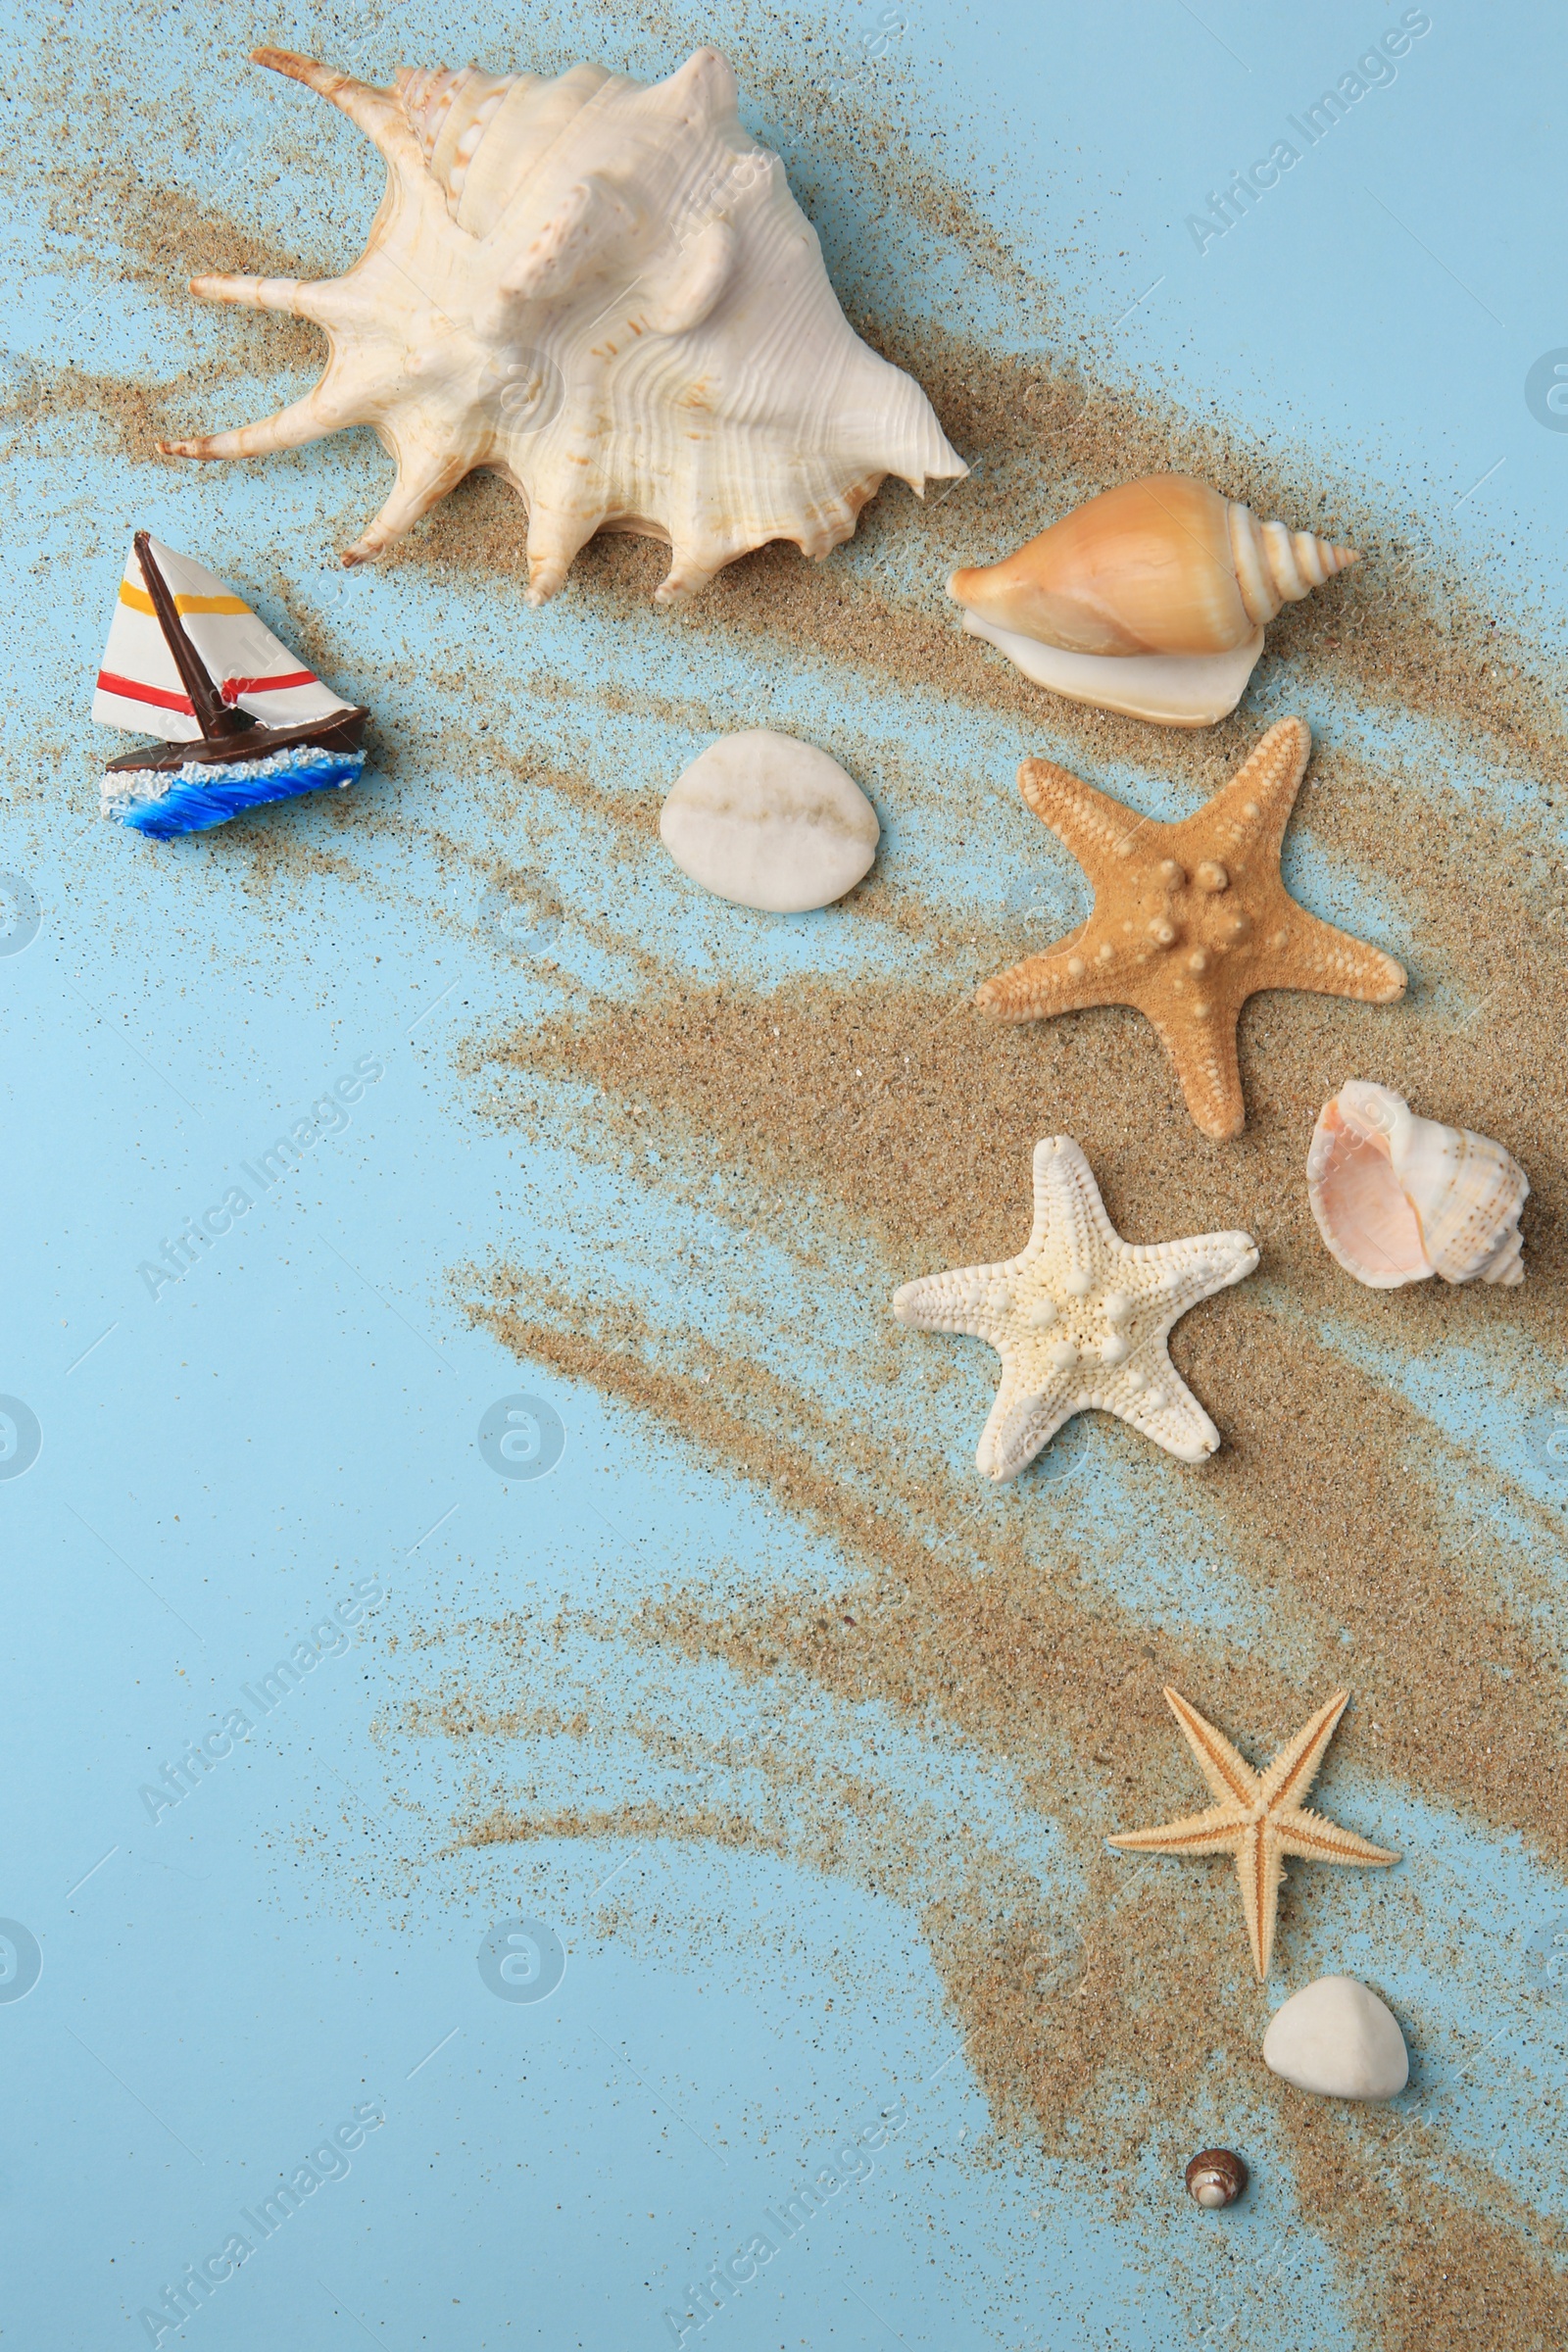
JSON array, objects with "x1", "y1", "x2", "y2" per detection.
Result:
[{"x1": 1, "y1": 3, "x2": 1564, "y2": 2346}]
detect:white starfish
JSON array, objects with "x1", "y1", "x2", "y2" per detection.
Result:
[{"x1": 891, "y1": 1137, "x2": 1258, "y2": 1478}]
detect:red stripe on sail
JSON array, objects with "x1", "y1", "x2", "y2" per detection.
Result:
[
  {"x1": 220, "y1": 670, "x2": 318, "y2": 703},
  {"x1": 96, "y1": 670, "x2": 196, "y2": 715}
]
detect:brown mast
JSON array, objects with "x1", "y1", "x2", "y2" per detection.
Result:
[{"x1": 132, "y1": 531, "x2": 254, "y2": 743}]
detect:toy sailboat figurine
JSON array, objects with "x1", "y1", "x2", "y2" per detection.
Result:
[{"x1": 94, "y1": 532, "x2": 369, "y2": 838}]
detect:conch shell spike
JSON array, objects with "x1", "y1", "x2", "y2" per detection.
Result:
[{"x1": 253, "y1": 47, "x2": 417, "y2": 164}]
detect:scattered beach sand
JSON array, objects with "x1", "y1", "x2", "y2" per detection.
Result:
[
  {"x1": 438, "y1": 332, "x2": 1568, "y2": 2352},
  {"x1": 29, "y1": 31, "x2": 1568, "y2": 2341}
]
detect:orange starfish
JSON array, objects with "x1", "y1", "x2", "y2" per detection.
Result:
[
  {"x1": 976, "y1": 717, "x2": 1406, "y2": 1140},
  {"x1": 1108, "y1": 1687, "x2": 1399, "y2": 1978}
]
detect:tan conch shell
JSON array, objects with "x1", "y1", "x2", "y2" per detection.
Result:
[
  {"x1": 947, "y1": 475, "x2": 1358, "y2": 726},
  {"x1": 1306, "y1": 1080, "x2": 1528, "y2": 1290},
  {"x1": 159, "y1": 47, "x2": 964, "y2": 603}
]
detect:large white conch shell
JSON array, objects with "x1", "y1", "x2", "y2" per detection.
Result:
[
  {"x1": 947, "y1": 475, "x2": 1358, "y2": 726},
  {"x1": 159, "y1": 47, "x2": 965, "y2": 604},
  {"x1": 1306, "y1": 1080, "x2": 1528, "y2": 1290}
]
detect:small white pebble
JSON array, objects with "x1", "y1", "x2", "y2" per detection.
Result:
[{"x1": 662, "y1": 730, "x2": 879, "y2": 909}]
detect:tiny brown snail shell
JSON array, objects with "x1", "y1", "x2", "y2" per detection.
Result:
[{"x1": 1185, "y1": 2148, "x2": 1248, "y2": 2209}]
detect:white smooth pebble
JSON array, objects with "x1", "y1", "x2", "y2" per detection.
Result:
[
  {"x1": 1261, "y1": 1974, "x2": 1408, "y2": 2101},
  {"x1": 660, "y1": 729, "x2": 879, "y2": 913}
]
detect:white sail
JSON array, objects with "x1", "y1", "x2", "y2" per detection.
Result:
[{"x1": 93, "y1": 537, "x2": 352, "y2": 739}]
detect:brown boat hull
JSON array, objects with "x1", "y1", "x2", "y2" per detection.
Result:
[{"x1": 104, "y1": 706, "x2": 370, "y2": 775}]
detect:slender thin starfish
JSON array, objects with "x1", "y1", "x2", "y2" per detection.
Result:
[
  {"x1": 1108, "y1": 1686, "x2": 1399, "y2": 1978},
  {"x1": 976, "y1": 717, "x2": 1406, "y2": 1141}
]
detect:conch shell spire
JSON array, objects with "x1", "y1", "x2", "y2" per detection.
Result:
[
  {"x1": 160, "y1": 46, "x2": 964, "y2": 602},
  {"x1": 1225, "y1": 502, "x2": 1359, "y2": 626}
]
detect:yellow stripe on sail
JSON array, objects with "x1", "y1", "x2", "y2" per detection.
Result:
[{"x1": 120, "y1": 584, "x2": 251, "y2": 617}]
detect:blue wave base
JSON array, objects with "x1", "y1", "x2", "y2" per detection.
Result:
[{"x1": 104, "y1": 746, "x2": 367, "y2": 840}]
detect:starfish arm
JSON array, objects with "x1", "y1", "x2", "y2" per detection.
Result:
[
  {"x1": 1106, "y1": 1805, "x2": 1244, "y2": 1857},
  {"x1": 1250, "y1": 905, "x2": 1406, "y2": 1004},
  {"x1": 1017, "y1": 757, "x2": 1157, "y2": 880},
  {"x1": 1026, "y1": 1136, "x2": 1124, "y2": 1266},
  {"x1": 1256, "y1": 1689, "x2": 1350, "y2": 1810},
  {"x1": 1275, "y1": 1805, "x2": 1400, "y2": 1869},
  {"x1": 978, "y1": 1371, "x2": 1076, "y2": 1482},
  {"x1": 891, "y1": 1265, "x2": 1005, "y2": 1346},
  {"x1": 1180, "y1": 714, "x2": 1311, "y2": 865},
  {"x1": 975, "y1": 944, "x2": 1116, "y2": 1023},
  {"x1": 1161, "y1": 1687, "x2": 1261, "y2": 1807},
  {"x1": 1146, "y1": 1230, "x2": 1260, "y2": 1321},
  {"x1": 1143, "y1": 1004, "x2": 1248, "y2": 1141},
  {"x1": 1109, "y1": 1361, "x2": 1223, "y2": 1462},
  {"x1": 1237, "y1": 1823, "x2": 1285, "y2": 1978}
]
